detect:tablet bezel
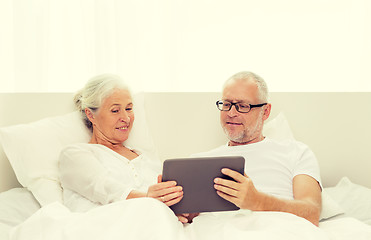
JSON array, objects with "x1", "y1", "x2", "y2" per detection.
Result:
[{"x1": 162, "y1": 156, "x2": 245, "y2": 214}]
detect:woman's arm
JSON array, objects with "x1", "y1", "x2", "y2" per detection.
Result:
[{"x1": 60, "y1": 145, "x2": 133, "y2": 204}]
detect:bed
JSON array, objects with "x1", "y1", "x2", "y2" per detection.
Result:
[{"x1": 0, "y1": 92, "x2": 371, "y2": 239}]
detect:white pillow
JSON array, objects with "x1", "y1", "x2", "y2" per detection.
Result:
[
  {"x1": 263, "y1": 112, "x2": 295, "y2": 140},
  {"x1": 0, "y1": 111, "x2": 90, "y2": 206},
  {"x1": 320, "y1": 189, "x2": 345, "y2": 221},
  {"x1": 325, "y1": 177, "x2": 371, "y2": 224},
  {"x1": 0, "y1": 188, "x2": 40, "y2": 227},
  {"x1": 0, "y1": 93, "x2": 155, "y2": 206}
]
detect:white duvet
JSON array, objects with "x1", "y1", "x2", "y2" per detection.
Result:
[{"x1": 9, "y1": 198, "x2": 371, "y2": 240}]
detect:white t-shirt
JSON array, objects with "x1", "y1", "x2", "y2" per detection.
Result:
[
  {"x1": 59, "y1": 143, "x2": 161, "y2": 212},
  {"x1": 192, "y1": 137, "x2": 321, "y2": 200}
]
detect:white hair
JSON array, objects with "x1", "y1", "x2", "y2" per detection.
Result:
[
  {"x1": 74, "y1": 74, "x2": 130, "y2": 130},
  {"x1": 224, "y1": 71, "x2": 269, "y2": 102}
]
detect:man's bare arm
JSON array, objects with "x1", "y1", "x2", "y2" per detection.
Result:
[{"x1": 214, "y1": 170, "x2": 322, "y2": 226}]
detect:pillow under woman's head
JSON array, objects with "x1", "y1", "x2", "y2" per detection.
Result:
[{"x1": 0, "y1": 93, "x2": 154, "y2": 206}]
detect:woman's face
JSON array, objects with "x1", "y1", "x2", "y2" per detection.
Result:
[{"x1": 89, "y1": 89, "x2": 134, "y2": 144}]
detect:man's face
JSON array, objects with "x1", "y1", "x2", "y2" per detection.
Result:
[{"x1": 220, "y1": 80, "x2": 270, "y2": 146}]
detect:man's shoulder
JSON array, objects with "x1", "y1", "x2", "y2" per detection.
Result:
[
  {"x1": 190, "y1": 144, "x2": 229, "y2": 157},
  {"x1": 265, "y1": 138, "x2": 315, "y2": 159},
  {"x1": 190, "y1": 138, "x2": 312, "y2": 157},
  {"x1": 265, "y1": 137, "x2": 309, "y2": 149}
]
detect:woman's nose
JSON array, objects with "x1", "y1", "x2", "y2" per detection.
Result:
[{"x1": 120, "y1": 111, "x2": 130, "y2": 122}]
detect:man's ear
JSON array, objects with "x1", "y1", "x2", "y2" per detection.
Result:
[
  {"x1": 262, "y1": 103, "x2": 271, "y2": 121},
  {"x1": 85, "y1": 108, "x2": 95, "y2": 124}
]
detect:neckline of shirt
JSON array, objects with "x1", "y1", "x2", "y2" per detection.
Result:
[
  {"x1": 225, "y1": 136, "x2": 269, "y2": 148},
  {"x1": 89, "y1": 143, "x2": 143, "y2": 163}
]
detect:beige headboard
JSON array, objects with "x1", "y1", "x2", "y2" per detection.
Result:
[{"x1": 1, "y1": 92, "x2": 370, "y2": 193}]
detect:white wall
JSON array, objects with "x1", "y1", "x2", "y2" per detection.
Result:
[{"x1": 0, "y1": 0, "x2": 370, "y2": 93}]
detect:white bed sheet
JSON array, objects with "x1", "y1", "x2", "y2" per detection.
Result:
[
  {"x1": 0, "y1": 188, "x2": 40, "y2": 240},
  {"x1": 1, "y1": 180, "x2": 371, "y2": 240},
  {"x1": 324, "y1": 177, "x2": 371, "y2": 225},
  {"x1": 0, "y1": 223, "x2": 11, "y2": 240},
  {"x1": 7, "y1": 200, "x2": 371, "y2": 240},
  {"x1": 0, "y1": 188, "x2": 40, "y2": 227}
]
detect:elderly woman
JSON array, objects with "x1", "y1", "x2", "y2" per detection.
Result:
[{"x1": 59, "y1": 74, "x2": 183, "y2": 213}]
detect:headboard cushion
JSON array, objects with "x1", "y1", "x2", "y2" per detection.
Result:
[{"x1": 1, "y1": 92, "x2": 370, "y2": 194}]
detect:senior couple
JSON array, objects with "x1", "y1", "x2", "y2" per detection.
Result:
[{"x1": 59, "y1": 71, "x2": 322, "y2": 230}]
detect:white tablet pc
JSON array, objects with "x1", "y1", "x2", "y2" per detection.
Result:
[{"x1": 162, "y1": 156, "x2": 245, "y2": 214}]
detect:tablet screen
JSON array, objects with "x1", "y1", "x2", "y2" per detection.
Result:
[{"x1": 162, "y1": 156, "x2": 245, "y2": 214}]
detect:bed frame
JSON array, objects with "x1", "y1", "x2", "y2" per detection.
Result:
[{"x1": 1, "y1": 92, "x2": 370, "y2": 193}]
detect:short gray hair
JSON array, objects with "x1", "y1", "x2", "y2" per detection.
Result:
[
  {"x1": 224, "y1": 71, "x2": 269, "y2": 102},
  {"x1": 74, "y1": 74, "x2": 130, "y2": 130}
]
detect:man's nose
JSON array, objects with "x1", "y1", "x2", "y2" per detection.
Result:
[{"x1": 227, "y1": 105, "x2": 239, "y2": 117}]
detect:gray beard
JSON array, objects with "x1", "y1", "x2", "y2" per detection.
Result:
[
  {"x1": 223, "y1": 126, "x2": 247, "y2": 143},
  {"x1": 222, "y1": 118, "x2": 263, "y2": 144}
]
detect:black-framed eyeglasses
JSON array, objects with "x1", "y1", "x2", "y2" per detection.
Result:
[{"x1": 216, "y1": 100, "x2": 267, "y2": 113}]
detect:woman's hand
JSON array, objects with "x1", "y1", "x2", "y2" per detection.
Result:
[{"x1": 147, "y1": 175, "x2": 184, "y2": 207}]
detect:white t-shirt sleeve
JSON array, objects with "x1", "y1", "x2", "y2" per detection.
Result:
[
  {"x1": 292, "y1": 141, "x2": 322, "y2": 189},
  {"x1": 59, "y1": 144, "x2": 133, "y2": 205}
]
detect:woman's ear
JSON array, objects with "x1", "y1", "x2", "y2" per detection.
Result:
[{"x1": 85, "y1": 108, "x2": 95, "y2": 124}]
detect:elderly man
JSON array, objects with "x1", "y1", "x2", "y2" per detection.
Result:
[{"x1": 193, "y1": 71, "x2": 322, "y2": 226}]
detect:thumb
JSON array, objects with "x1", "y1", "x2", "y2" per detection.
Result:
[{"x1": 157, "y1": 174, "x2": 162, "y2": 183}]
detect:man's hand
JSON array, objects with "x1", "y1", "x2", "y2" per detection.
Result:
[
  {"x1": 214, "y1": 168, "x2": 322, "y2": 226},
  {"x1": 214, "y1": 168, "x2": 260, "y2": 210}
]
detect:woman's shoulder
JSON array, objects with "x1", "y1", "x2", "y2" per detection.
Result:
[
  {"x1": 59, "y1": 143, "x2": 105, "y2": 161},
  {"x1": 61, "y1": 142, "x2": 92, "y2": 152}
]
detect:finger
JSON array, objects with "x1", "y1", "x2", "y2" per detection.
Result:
[
  {"x1": 165, "y1": 195, "x2": 183, "y2": 207},
  {"x1": 147, "y1": 182, "x2": 179, "y2": 198},
  {"x1": 158, "y1": 189, "x2": 183, "y2": 203},
  {"x1": 177, "y1": 215, "x2": 188, "y2": 224},
  {"x1": 214, "y1": 177, "x2": 240, "y2": 190},
  {"x1": 150, "y1": 181, "x2": 177, "y2": 191},
  {"x1": 214, "y1": 184, "x2": 238, "y2": 197},
  {"x1": 156, "y1": 186, "x2": 183, "y2": 198},
  {"x1": 216, "y1": 191, "x2": 239, "y2": 207},
  {"x1": 157, "y1": 174, "x2": 162, "y2": 183},
  {"x1": 221, "y1": 168, "x2": 246, "y2": 183},
  {"x1": 188, "y1": 212, "x2": 200, "y2": 223},
  {"x1": 176, "y1": 213, "x2": 189, "y2": 220},
  {"x1": 163, "y1": 190, "x2": 183, "y2": 202},
  {"x1": 148, "y1": 185, "x2": 182, "y2": 199}
]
